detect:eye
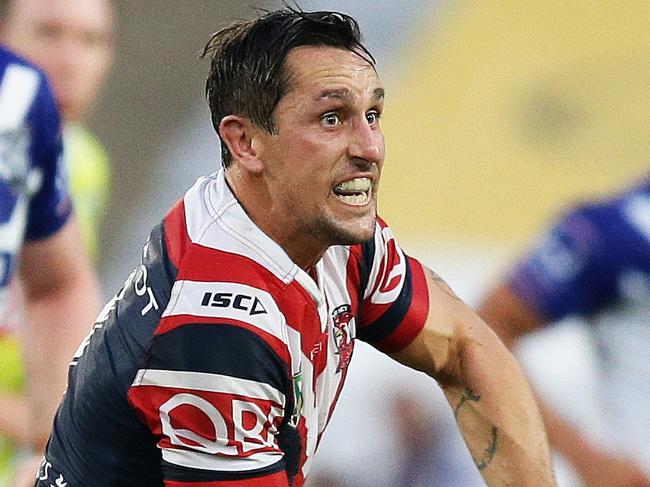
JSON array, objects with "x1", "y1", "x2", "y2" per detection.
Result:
[
  {"x1": 36, "y1": 24, "x2": 65, "y2": 41},
  {"x1": 366, "y1": 110, "x2": 381, "y2": 125},
  {"x1": 321, "y1": 113, "x2": 341, "y2": 126}
]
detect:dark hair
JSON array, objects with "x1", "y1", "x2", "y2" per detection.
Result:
[{"x1": 201, "y1": 7, "x2": 375, "y2": 168}]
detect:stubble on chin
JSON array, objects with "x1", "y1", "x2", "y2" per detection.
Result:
[{"x1": 312, "y1": 210, "x2": 377, "y2": 247}]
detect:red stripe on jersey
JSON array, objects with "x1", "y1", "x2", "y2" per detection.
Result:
[
  {"x1": 345, "y1": 244, "x2": 362, "y2": 318},
  {"x1": 164, "y1": 199, "x2": 190, "y2": 269},
  {"x1": 164, "y1": 469, "x2": 289, "y2": 486},
  {"x1": 156, "y1": 315, "x2": 291, "y2": 366},
  {"x1": 290, "y1": 417, "x2": 309, "y2": 487},
  {"x1": 374, "y1": 257, "x2": 429, "y2": 353},
  {"x1": 176, "y1": 245, "x2": 287, "y2": 293},
  {"x1": 375, "y1": 215, "x2": 389, "y2": 228}
]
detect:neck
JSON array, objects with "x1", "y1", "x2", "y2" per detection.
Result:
[{"x1": 225, "y1": 168, "x2": 327, "y2": 271}]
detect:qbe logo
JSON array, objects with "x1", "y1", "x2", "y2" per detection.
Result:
[{"x1": 159, "y1": 392, "x2": 283, "y2": 456}]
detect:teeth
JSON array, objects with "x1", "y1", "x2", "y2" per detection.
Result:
[
  {"x1": 338, "y1": 193, "x2": 370, "y2": 205},
  {"x1": 333, "y1": 177, "x2": 372, "y2": 206},
  {"x1": 334, "y1": 177, "x2": 371, "y2": 194}
]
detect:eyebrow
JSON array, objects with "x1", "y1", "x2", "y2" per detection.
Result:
[
  {"x1": 315, "y1": 87, "x2": 385, "y2": 102},
  {"x1": 373, "y1": 88, "x2": 386, "y2": 101}
]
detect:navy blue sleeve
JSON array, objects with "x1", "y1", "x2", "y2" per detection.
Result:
[
  {"x1": 24, "y1": 74, "x2": 72, "y2": 240},
  {"x1": 507, "y1": 205, "x2": 616, "y2": 322}
]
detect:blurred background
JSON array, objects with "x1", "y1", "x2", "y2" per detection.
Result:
[{"x1": 82, "y1": 1, "x2": 649, "y2": 485}]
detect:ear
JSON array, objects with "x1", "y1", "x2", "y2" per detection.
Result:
[{"x1": 219, "y1": 115, "x2": 264, "y2": 173}]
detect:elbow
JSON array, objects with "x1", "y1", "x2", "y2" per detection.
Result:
[{"x1": 440, "y1": 319, "x2": 521, "y2": 390}]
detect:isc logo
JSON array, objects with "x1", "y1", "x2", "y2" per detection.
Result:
[{"x1": 201, "y1": 292, "x2": 268, "y2": 316}]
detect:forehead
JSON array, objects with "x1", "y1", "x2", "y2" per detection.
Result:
[
  {"x1": 283, "y1": 45, "x2": 382, "y2": 99},
  {"x1": 8, "y1": 0, "x2": 114, "y2": 30}
]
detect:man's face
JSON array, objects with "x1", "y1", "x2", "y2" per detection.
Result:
[
  {"x1": 256, "y1": 45, "x2": 385, "y2": 248},
  {"x1": 1, "y1": 0, "x2": 114, "y2": 122}
]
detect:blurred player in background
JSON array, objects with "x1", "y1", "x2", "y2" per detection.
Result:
[
  {"x1": 0, "y1": 0, "x2": 113, "y2": 483},
  {"x1": 1, "y1": 0, "x2": 114, "y2": 258},
  {"x1": 0, "y1": 41, "x2": 100, "y2": 486},
  {"x1": 478, "y1": 175, "x2": 650, "y2": 487}
]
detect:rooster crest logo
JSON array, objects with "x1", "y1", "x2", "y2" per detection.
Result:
[{"x1": 331, "y1": 304, "x2": 354, "y2": 373}]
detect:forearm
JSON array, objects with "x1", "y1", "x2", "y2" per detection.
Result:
[
  {"x1": 392, "y1": 267, "x2": 555, "y2": 485},
  {"x1": 443, "y1": 329, "x2": 555, "y2": 486},
  {"x1": 23, "y1": 281, "x2": 99, "y2": 450},
  {"x1": 0, "y1": 392, "x2": 29, "y2": 444},
  {"x1": 535, "y1": 398, "x2": 600, "y2": 476}
]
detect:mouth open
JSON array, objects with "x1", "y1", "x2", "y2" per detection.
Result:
[{"x1": 333, "y1": 177, "x2": 372, "y2": 206}]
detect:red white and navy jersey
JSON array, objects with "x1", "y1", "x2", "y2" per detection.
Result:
[{"x1": 39, "y1": 170, "x2": 429, "y2": 487}]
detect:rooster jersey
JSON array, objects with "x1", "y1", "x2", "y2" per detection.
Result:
[{"x1": 39, "y1": 170, "x2": 429, "y2": 487}]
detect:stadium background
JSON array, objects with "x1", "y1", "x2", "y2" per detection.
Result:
[{"x1": 88, "y1": 1, "x2": 650, "y2": 485}]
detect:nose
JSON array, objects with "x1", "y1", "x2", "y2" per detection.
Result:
[
  {"x1": 58, "y1": 36, "x2": 86, "y2": 70},
  {"x1": 347, "y1": 117, "x2": 384, "y2": 166}
]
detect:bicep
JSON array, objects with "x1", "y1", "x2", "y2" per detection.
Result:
[
  {"x1": 390, "y1": 265, "x2": 502, "y2": 385},
  {"x1": 19, "y1": 217, "x2": 95, "y2": 299}
]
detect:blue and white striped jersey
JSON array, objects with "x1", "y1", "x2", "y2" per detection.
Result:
[
  {"x1": 0, "y1": 45, "x2": 71, "y2": 315},
  {"x1": 508, "y1": 175, "x2": 650, "y2": 467}
]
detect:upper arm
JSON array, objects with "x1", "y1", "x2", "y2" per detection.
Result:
[
  {"x1": 353, "y1": 220, "x2": 477, "y2": 381},
  {"x1": 354, "y1": 221, "x2": 429, "y2": 353},
  {"x1": 123, "y1": 235, "x2": 294, "y2": 485},
  {"x1": 389, "y1": 265, "x2": 491, "y2": 382},
  {"x1": 25, "y1": 71, "x2": 72, "y2": 241},
  {"x1": 127, "y1": 321, "x2": 292, "y2": 486},
  {"x1": 503, "y1": 206, "x2": 612, "y2": 322},
  {"x1": 478, "y1": 205, "x2": 613, "y2": 347},
  {"x1": 17, "y1": 69, "x2": 84, "y2": 299},
  {"x1": 19, "y1": 216, "x2": 95, "y2": 300}
]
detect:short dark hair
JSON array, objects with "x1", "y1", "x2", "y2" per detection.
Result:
[{"x1": 201, "y1": 7, "x2": 375, "y2": 168}]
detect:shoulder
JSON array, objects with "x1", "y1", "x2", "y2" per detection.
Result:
[
  {"x1": 553, "y1": 181, "x2": 650, "y2": 254},
  {"x1": 0, "y1": 45, "x2": 51, "y2": 103},
  {"x1": 0, "y1": 45, "x2": 39, "y2": 72},
  {"x1": 1, "y1": 46, "x2": 60, "y2": 148},
  {"x1": 159, "y1": 179, "x2": 292, "y2": 357},
  {"x1": 615, "y1": 177, "x2": 650, "y2": 244}
]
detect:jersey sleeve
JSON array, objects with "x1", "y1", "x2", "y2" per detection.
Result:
[
  {"x1": 24, "y1": 73, "x2": 72, "y2": 240},
  {"x1": 355, "y1": 218, "x2": 429, "y2": 353},
  {"x1": 126, "y1": 253, "x2": 294, "y2": 486},
  {"x1": 507, "y1": 205, "x2": 614, "y2": 322}
]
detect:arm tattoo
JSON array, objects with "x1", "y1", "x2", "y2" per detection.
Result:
[
  {"x1": 476, "y1": 426, "x2": 499, "y2": 470},
  {"x1": 453, "y1": 388, "x2": 481, "y2": 418},
  {"x1": 424, "y1": 266, "x2": 463, "y2": 302},
  {"x1": 454, "y1": 389, "x2": 499, "y2": 471}
]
